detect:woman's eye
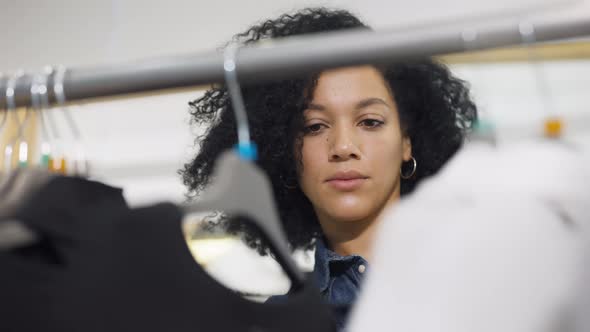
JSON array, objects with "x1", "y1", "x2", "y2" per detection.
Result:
[
  {"x1": 304, "y1": 123, "x2": 326, "y2": 134},
  {"x1": 360, "y1": 119, "x2": 384, "y2": 128}
]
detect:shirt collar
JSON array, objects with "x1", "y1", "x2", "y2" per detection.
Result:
[{"x1": 314, "y1": 237, "x2": 364, "y2": 293}]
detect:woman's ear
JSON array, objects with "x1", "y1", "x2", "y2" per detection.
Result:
[{"x1": 402, "y1": 136, "x2": 412, "y2": 161}]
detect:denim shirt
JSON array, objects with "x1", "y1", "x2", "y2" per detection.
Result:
[{"x1": 267, "y1": 238, "x2": 369, "y2": 331}]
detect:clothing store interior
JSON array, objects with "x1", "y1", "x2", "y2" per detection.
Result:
[{"x1": 1, "y1": 0, "x2": 589, "y2": 331}]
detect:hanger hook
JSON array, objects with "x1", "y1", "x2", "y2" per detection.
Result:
[
  {"x1": 0, "y1": 73, "x2": 7, "y2": 131},
  {"x1": 30, "y1": 74, "x2": 41, "y2": 110},
  {"x1": 53, "y1": 65, "x2": 89, "y2": 176},
  {"x1": 9, "y1": 71, "x2": 31, "y2": 168},
  {"x1": 53, "y1": 65, "x2": 67, "y2": 106},
  {"x1": 518, "y1": 21, "x2": 560, "y2": 137},
  {"x1": 5, "y1": 71, "x2": 20, "y2": 112},
  {"x1": 461, "y1": 28, "x2": 496, "y2": 145},
  {"x1": 39, "y1": 67, "x2": 51, "y2": 110},
  {"x1": 223, "y1": 43, "x2": 257, "y2": 160},
  {"x1": 461, "y1": 28, "x2": 478, "y2": 51},
  {"x1": 39, "y1": 67, "x2": 60, "y2": 141},
  {"x1": 7, "y1": 71, "x2": 29, "y2": 146},
  {"x1": 3, "y1": 72, "x2": 21, "y2": 172},
  {"x1": 518, "y1": 22, "x2": 536, "y2": 44},
  {"x1": 31, "y1": 73, "x2": 47, "y2": 141},
  {"x1": 34, "y1": 69, "x2": 55, "y2": 169},
  {"x1": 53, "y1": 65, "x2": 81, "y2": 140}
]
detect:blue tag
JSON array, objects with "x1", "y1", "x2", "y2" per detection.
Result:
[
  {"x1": 235, "y1": 142, "x2": 258, "y2": 161},
  {"x1": 473, "y1": 119, "x2": 495, "y2": 134}
]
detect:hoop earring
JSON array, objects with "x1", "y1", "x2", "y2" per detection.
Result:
[{"x1": 400, "y1": 157, "x2": 417, "y2": 180}]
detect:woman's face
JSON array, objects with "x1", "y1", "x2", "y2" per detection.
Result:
[{"x1": 298, "y1": 65, "x2": 411, "y2": 224}]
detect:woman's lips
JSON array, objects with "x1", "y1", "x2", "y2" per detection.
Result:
[{"x1": 326, "y1": 178, "x2": 367, "y2": 191}]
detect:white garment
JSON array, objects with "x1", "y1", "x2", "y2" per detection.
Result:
[{"x1": 349, "y1": 140, "x2": 590, "y2": 332}]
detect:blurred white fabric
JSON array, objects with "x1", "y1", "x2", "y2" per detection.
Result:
[{"x1": 349, "y1": 139, "x2": 590, "y2": 332}]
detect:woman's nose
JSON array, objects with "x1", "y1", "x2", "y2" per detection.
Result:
[{"x1": 328, "y1": 127, "x2": 361, "y2": 162}]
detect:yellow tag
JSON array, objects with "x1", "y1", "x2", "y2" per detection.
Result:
[
  {"x1": 49, "y1": 157, "x2": 67, "y2": 175},
  {"x1": 544, "y1": 118, "x2": 563, "y2": 138}
]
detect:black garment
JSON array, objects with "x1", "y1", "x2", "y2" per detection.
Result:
[{"x1": 0, "y1": 176, "x2": 335, "y2": 332}]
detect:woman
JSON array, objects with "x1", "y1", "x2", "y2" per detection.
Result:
[{"x1": 182, "y1": 7, "x2": 477, "y2": 330}]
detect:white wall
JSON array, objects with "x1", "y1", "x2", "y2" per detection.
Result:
[
  {"x1": 454, "y1": 60, "x2": 590, "y2": 141},
  {"x1": 67, "y1": 90, "x2": 199, "y2": 205},
  {"x1": 0, "y1": 0, "x2": 582, "y2": 73}
]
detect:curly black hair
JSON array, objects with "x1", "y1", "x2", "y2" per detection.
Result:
[{"x1": 181, "y1": 7, "x2": 477, "y2": 254}]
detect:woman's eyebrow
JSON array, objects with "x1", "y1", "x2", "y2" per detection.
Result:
[
  {"x1": 306, "y1": 103, "x2": 326, "y2": 111},
  {"x1": 307, "y1": 98, "x2": 390, "y2": 112},
  {"x1": 355, "y1": 97, "x2": 390, "y2": 110}
]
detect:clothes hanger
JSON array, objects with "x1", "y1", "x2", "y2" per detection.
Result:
[
  {"x1": 39, "y1": 67, "x2": 65, "y2": 174},
  {"x1": 3, "y1": 73, "x2": 16, "y2": 172},
  {"x1": 183, "y1": 43, "x2": 305, "y2": 289},
  {"x1": 0, "y1": 73, "x2": 7, "y2": 178},
  {"x1": 460, "y1": 27, "x2": 498, "y2": 146},
  {"x1": 519, "y1": 21, "x2": 567, "y2": 140},
  {"x1": 0, "y1": 47, "x2": 305, "y2": 289},
  {"x1": 3, "y1": 71, "x2": 30, "y2": 173},
  {"x1": 0, "y1": 74, "x2": 8, "y2": 145},
  {"x1": 52, "y1": 65, "x2": 89, "y2": 177},
  {"x1": 36, "y1": 67, "x2": 67, "y2": 174},
  {"x1": 1, "y1": 69, "x2": 78, "y2": 251},
  {"x1": 16, "y1": 74, "x2": 35, "y2": 169},
  {"x1": 0, "y1": 72, "x2": 39, "y2": 249},
  {"x1": 30, "y1": 72, "x2": 53, "y2": 170},
  {"x1": 0, "y1": 72, "x2": 59, "y2": 248}
]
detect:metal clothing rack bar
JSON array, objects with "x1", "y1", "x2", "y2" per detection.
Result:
[{"x1": 1, "y1": 14, "x2": 589, "y2": 109}]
